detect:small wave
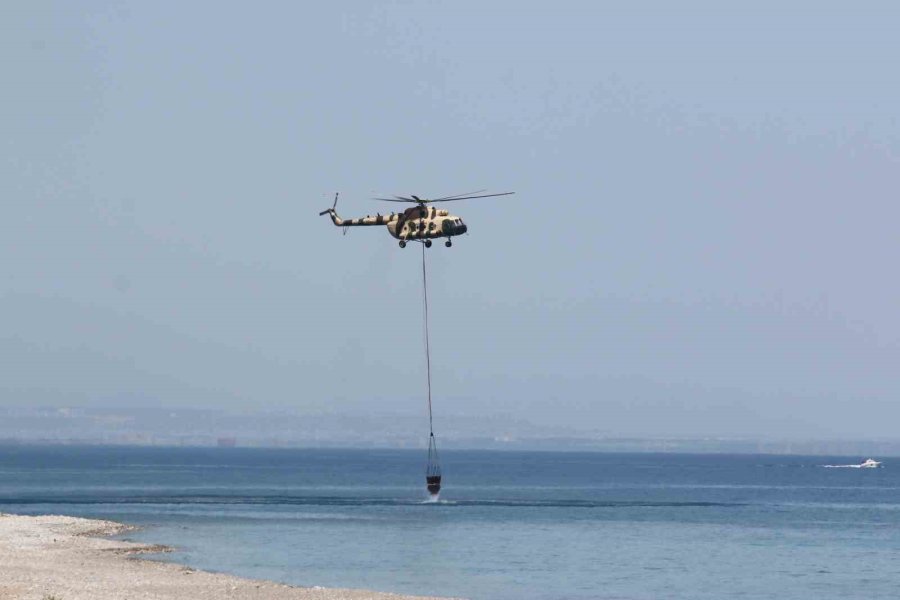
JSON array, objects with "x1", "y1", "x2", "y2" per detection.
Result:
[{"x1": 0, "y1": 495, "x2": 742, "y2": 509}]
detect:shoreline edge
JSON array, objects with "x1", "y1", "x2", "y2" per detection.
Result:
[{"x1": 0, "y1": 513, "x2": 458, "y2": 600}]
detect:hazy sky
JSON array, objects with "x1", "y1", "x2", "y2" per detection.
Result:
[{"x1": 2, "y1": 1, "x2": 899, "y2": 438}]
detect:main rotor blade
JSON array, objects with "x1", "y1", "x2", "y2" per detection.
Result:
[
  {"x1": 429, "y1": 191, "x2": 516, "y2": 203},
  {"x1": 372, "y1": 191, "x2": 515, "y2": 203},
  {"x1": 431, "y1": 189, "x2": 487, "y2": 201}
]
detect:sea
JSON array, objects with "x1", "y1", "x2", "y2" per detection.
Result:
[{"x1": 1, "y1": 446, "x2": 898, "y2": 600}]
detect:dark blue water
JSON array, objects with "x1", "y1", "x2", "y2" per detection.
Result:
[{"x1": 1, "y1": 446, "x2": 898, "y2": 599}]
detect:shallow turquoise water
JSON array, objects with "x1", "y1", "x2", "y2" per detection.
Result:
[{"x1": 1, "y1": 446, "x2": 898, "y2": 599}]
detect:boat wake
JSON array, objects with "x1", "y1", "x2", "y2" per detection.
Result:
[{"x1": 823, "y1": 459, "x2": 882, "y2": 469}]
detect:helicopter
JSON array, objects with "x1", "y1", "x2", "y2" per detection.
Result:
[{"x1": 319, "y1": 190, "x2": 515, "y2": 248}]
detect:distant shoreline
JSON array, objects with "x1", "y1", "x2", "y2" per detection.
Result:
[
  {"x1": 2, "y1": 440, "x2": 899, "y2": 457},
  {"x1": 0, "y1": 513, "x2": 454, "y2": 600}
]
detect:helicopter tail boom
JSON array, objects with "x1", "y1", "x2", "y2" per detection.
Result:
[
  {"x1": 328, "y1": 213, "x2": 393, "y2": 227},
  {"x1": 319, "y1": 208, "x2": 345, "y2": 226},
  {"x1": 320, "y1": 208, "x2": 399, "y2": 229},
  {"x1": 319, "y1": 193, "x2": 394, "y2": 228}
]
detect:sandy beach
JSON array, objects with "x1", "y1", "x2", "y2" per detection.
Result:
[{"x1": 0, "y1": 513, "x2": 454, "y2": 600}]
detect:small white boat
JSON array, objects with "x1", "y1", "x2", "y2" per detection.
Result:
[{"x1": 860, "y1": 458, "x2": 882, "y2": 468}]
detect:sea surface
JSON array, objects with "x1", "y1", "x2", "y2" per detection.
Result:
[{"x1": 1, "y1": 446, "x2": 898, "y2": 600}]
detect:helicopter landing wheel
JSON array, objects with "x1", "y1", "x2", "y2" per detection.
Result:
[
  {"x1": 399, "y1": 241, "x2": 406, "y2": 248},
  {"x1": 445, "y1": 239, "x2": 452, "y2": 247},
  {"x1": 424, "y1": 240, "x2": 432, "y2": 248}
]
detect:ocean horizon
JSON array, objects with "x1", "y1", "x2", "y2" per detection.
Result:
[{"x1": 1, "y1": 445, "x2": 897, "y2": 599}]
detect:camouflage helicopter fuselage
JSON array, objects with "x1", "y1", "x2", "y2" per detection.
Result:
[{"x1": 322, "y1": 204, "x2": 468, "y2": 248}]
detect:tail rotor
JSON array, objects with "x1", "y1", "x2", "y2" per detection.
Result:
[{"x1": 319, "y1": 192, "x2": 339, "y2": 216}]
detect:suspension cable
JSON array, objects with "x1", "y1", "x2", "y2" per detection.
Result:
[{"x1": 421, "y1": 242, "x2": 434, "y2": 436}]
